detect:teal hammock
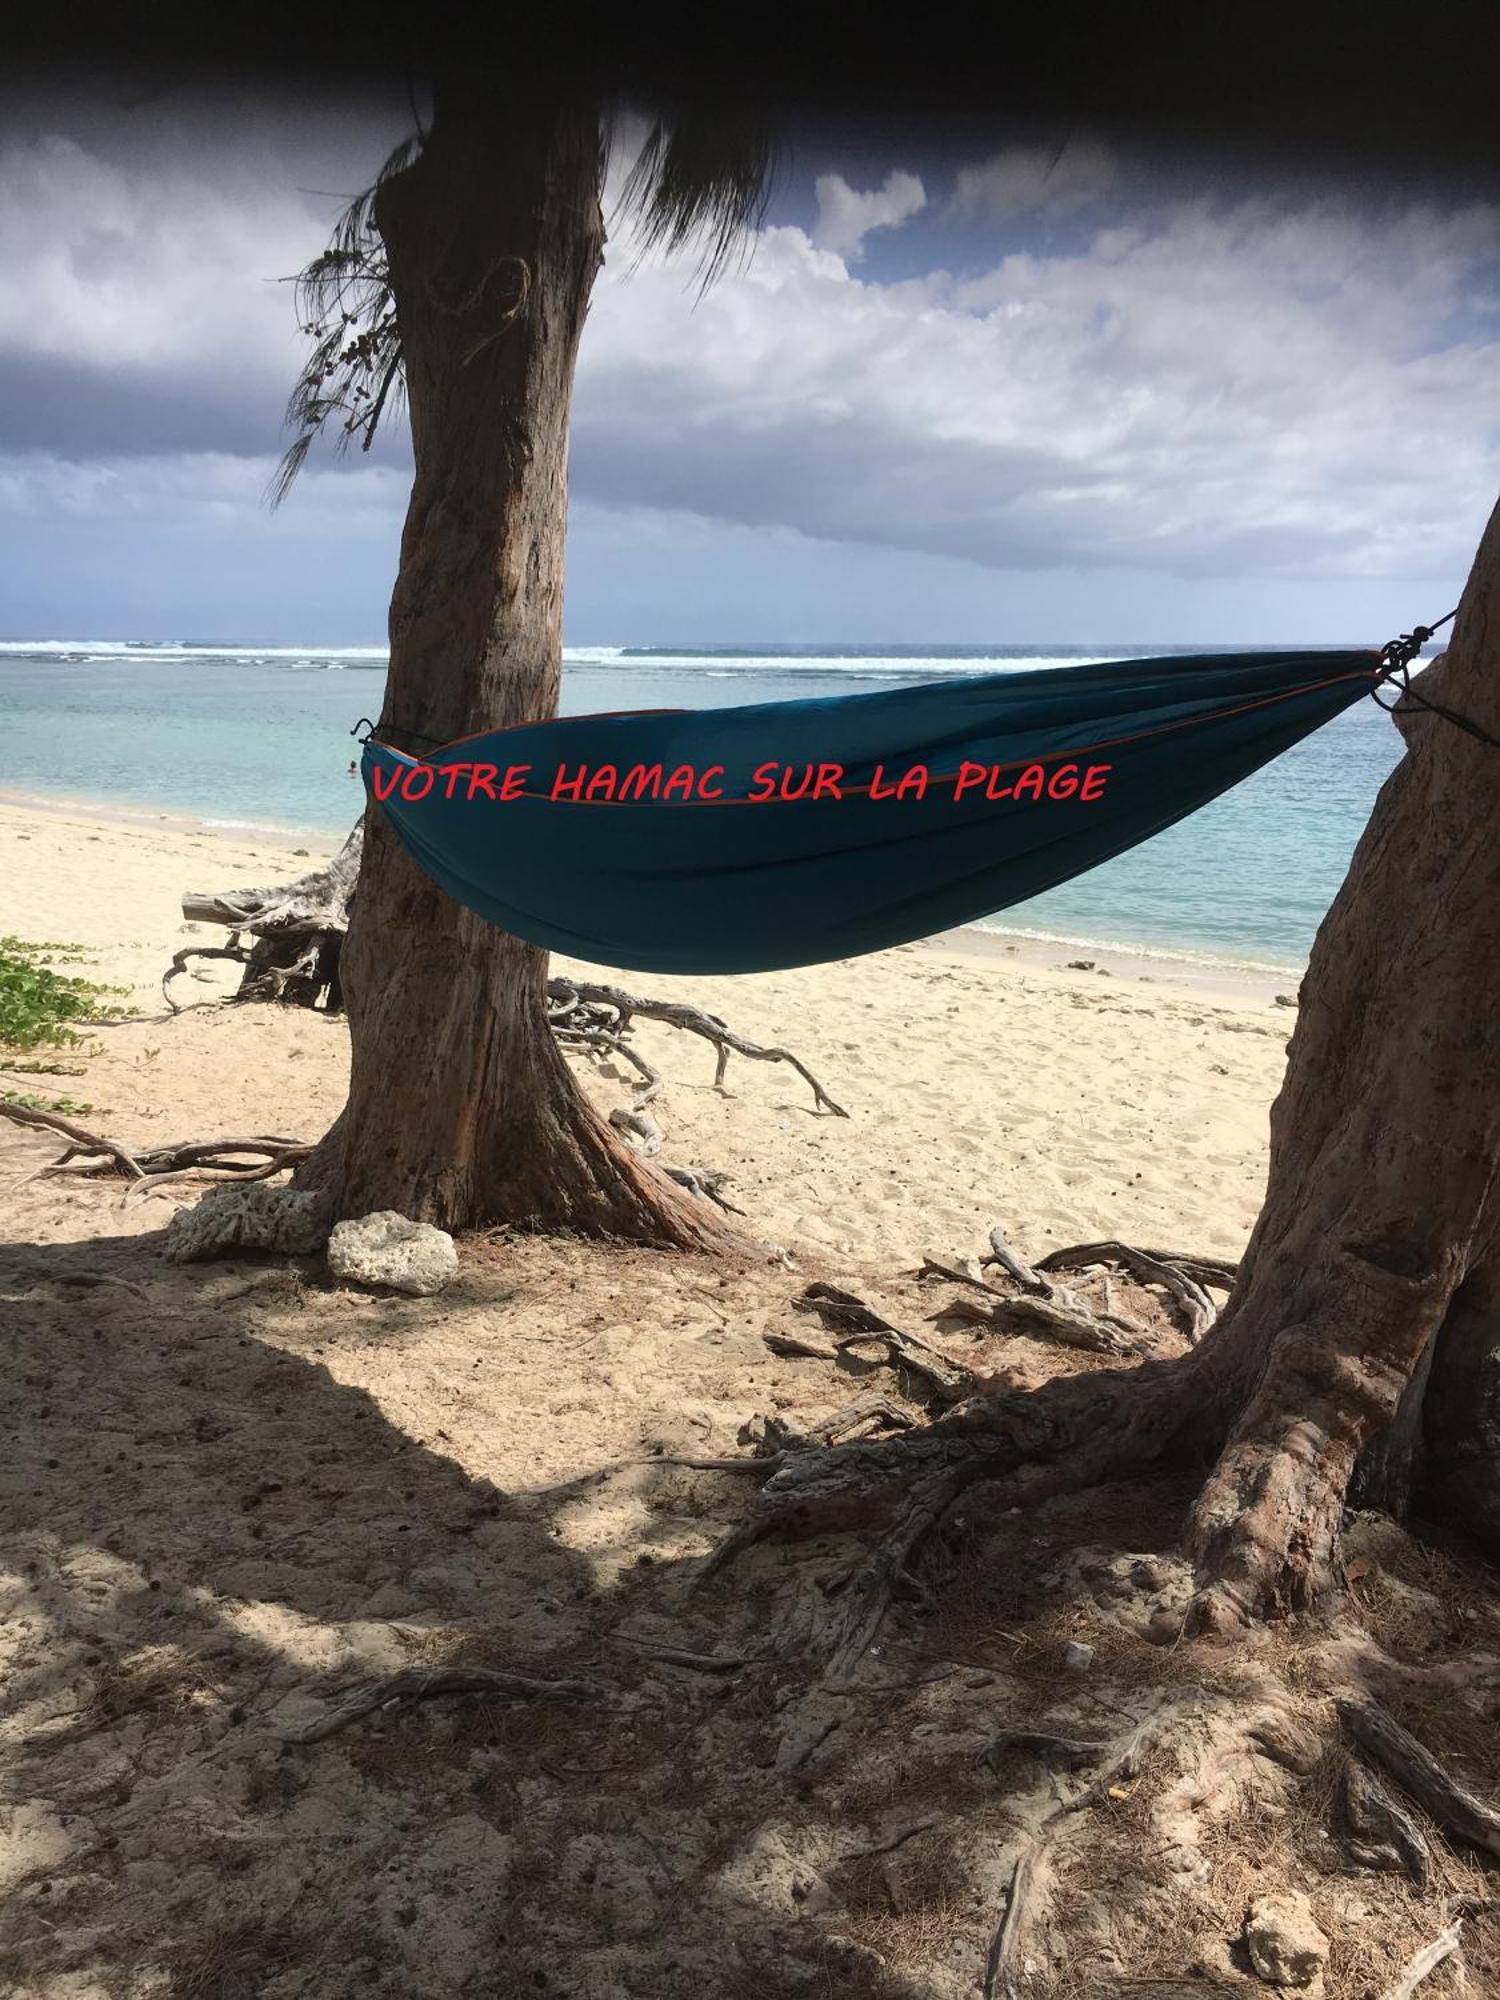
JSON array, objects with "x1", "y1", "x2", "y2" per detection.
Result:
[{"x1": 361, "y1": 648, "x2": 1389, "y2": 975}]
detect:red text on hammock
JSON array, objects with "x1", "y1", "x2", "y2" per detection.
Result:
[{"x1": 369, "y1": 760, "x2": 1113, "y2": 806}]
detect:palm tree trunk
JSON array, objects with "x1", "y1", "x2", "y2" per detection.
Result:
[{"x1": 298, "y1": 74, "x2": 731, "y2": 1246}]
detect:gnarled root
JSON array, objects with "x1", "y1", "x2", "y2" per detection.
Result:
[
  {"x1": 698, "y1": 1349, "x2": 1214, "y2": 1677},
  {"x1": 1180, "y1": 1244, "x2": 1458, "y2": 1637}
]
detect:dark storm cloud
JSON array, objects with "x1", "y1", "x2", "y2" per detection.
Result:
[{"x1": 1, "y1": 84, "x2": 1497, "y2": 590}]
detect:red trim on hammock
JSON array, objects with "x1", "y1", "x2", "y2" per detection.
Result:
[{"x1": 364, "y1": 661, "x2": 1382, "y2": 807}]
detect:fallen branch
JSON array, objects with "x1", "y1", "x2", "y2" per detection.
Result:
[
  {"x1": 169, "y1": 824, "x2": 363, "y2": 1013},
  {"x1": 1034, "y1": 1238, "x2": 1227, "y2": 1343},
  {"x1": 661, "y1": 1163, "x2": 744, "y2": 1213},
  {"x1": 1338, "y1": 1699, "x2": 1500, "y2": 1859},
  {"x1": 284, "y1": 1664, "x2": 603, "y2": 1743},
  {"x1": 1035, "y1": 1241, "x2": 1238, "y2": 1289},
  {"x1": 978, "y1": 1225, "x2": 1158, "y2": 1352},
  {"x1": 794, "y1": 1282, "x2": 973, "y2": 1402},
  {"x1": 1, "y1": 1100, "x2": 147, "y2": 1178}
]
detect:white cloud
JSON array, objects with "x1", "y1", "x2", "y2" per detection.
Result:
[
  {"x1": 2, "y1": 101, "x2": 1497, "y2": 598},
  {"x1": 578, "y1": 187, "x2": 1500, "y2": 580},
  {"x1": 0, "y1": 134, "x2": 315, "y2": 376},
  {"x1": 953, "y1": 139, "x2": 1116, "y2": 220},
  {"x1": 811, "y1": 170, "x2": 927, "y2": 259},
  {"x1": 0, "y1": 449, "x2": 405, "y2": 526}
]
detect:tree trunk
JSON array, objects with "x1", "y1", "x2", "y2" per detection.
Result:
[
  {"x1": 1417, "y1": 1260, "x2": 1500, "y2": 1555},
  {"x1": 1174, "y1": 498, "x2": 1500, "y2": 1629},
  {"x1": 296, "y1": 73, "x2": 732, "y2": 1247},
  {"x1": 735, "y1": 512, "x2": 1500, "y2": 1639}
]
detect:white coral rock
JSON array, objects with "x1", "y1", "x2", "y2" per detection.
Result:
[
  {"x1": 326, "y1": 1211, "x2": 458, "y2": 1296},
  {"x1": 163, "y1": 1183, "x2": 330, "y2": 1263},
  {"x1": 1245, "y1": 1891, "x2": 1329, "y2": 1990}
]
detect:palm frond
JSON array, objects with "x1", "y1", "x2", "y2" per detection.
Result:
[
  {"x1": 272, "y1": 100, "x2": 774, "y2": 506},
  {"x1": 611, "y1": 107, "x2": 774, "y2": 290},
  {"x1": 267, "y1": 136, "x2": 418, "y2": 508}
]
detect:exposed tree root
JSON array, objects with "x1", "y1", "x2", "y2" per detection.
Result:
[
  {"x1": 1338, "y1": 1698, "x2": 1500, "y2": 1860},
  {"x1": 285, "y1": 1665, "x2": 602, "y2": 1743},
  {"x1": 697, "y1": 1223, "x2": 1458, "y2": 1658},
  {"x1": 981, "y1": 1729, "x2": 1109, "y2": 1776},
  {"x1": 817, "y1": 1466, "x2": 975, "y2": 1685},
  {"x1": 1339, "y1": 1754, "x2": 1431, "y2": 1883},
  {"x1": 980, "y1": 1700, "x2": 1194, "y2": 2000},
  {"x1": 696, "y1": 1344, "x2": 1214, "y2": 1671},
  {"x1": 694, "y1": 1223, "x2": 1253, "y2": 1671}
]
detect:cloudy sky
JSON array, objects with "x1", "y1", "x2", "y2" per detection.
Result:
[{"x1": 2, "y1": 80, "x2": 1498, "y2": 647}]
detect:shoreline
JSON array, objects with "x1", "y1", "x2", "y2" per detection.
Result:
[{"x1": 0, "y1": 785, "x2": 1300, "y2": 1005}]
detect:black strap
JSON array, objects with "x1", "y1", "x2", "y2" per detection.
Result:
[{"x1": 350, "y1": 716, "x2": 447, "y2": 753}]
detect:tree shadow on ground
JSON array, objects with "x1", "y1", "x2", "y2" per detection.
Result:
[{"x1": 4, "y1": 1222, "x2": 1493, "y2": 2000}]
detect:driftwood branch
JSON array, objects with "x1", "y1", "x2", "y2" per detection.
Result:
[
  {"x1": 545, "y1": 978, "x2": 847, "y2": 1118},
  {"x1": 1034, "y1": 1238, "x2": 1228, "y2": 1343},
  {"x1": 1377, "y1": 1921, "x2": 1463, "y2": 2000},
  {"x1": 929, "y1": 1224, "x2": 1155, "y2": 1355},
  {"x1": 928, "y1": 1223, "x2": 1233, "y2": 1351},
  {"x1": 181, "y1": 822, "x2": 364, "y2": 933},
  {"x1": 0, "y1": 1103, "x2": 310, "y2": 1192},
  {"x1": 170, "y1": 823, "x2": 363, "y2": 1014}
]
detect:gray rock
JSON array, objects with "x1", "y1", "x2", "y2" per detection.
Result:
[
  {"x1": 1063, "y1": 1640, "x2": 1095, "y2": 1671},
  {"x1": 327, "y1": 1211, "x2": 458, "y2": 1296},
  {"x1": 1244, "y1": 1891, "x2": 1329, "y2": 1989},
  {"x1": 163, "y1": 1183, "x2": 330, "y2": 1262}
]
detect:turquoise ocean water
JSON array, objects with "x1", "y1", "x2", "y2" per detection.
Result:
[{"x1": 0, "y1": 639, "x2": 1411, "y2": 973}]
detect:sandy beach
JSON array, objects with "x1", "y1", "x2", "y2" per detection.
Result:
[
  {"x1": 0, "y1": 796, "x2": 1296, "y2": 1269},
  {"x1": 5, "y1": 794, "x2": 1498, "y2": 2000}
]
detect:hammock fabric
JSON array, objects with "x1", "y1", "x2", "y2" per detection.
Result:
[{"x1": 362, "y1": 649, "x2": 1383, "y2": 976}]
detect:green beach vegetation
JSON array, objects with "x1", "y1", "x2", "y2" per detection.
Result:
[{"x1": 0, "y1": 935, "x2": 125, "y2": 1112}]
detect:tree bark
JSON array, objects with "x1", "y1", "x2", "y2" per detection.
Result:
[
  {"x1": 295, "y1": 72, "x2": 733, "y2": 1246},
  {"x1": 1410, "y1": 1260, "x2": 1500, "y2": 1555},
  {"x1": 288, "y1": 78, "x2": 736, "y2": 1240},
  {"x1": 1174, "y1": 498, "x2": 1500, "y2": 1628},
  {"x1": 729, "y1": 507, "x2": 1500, "y2": 1644}
]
